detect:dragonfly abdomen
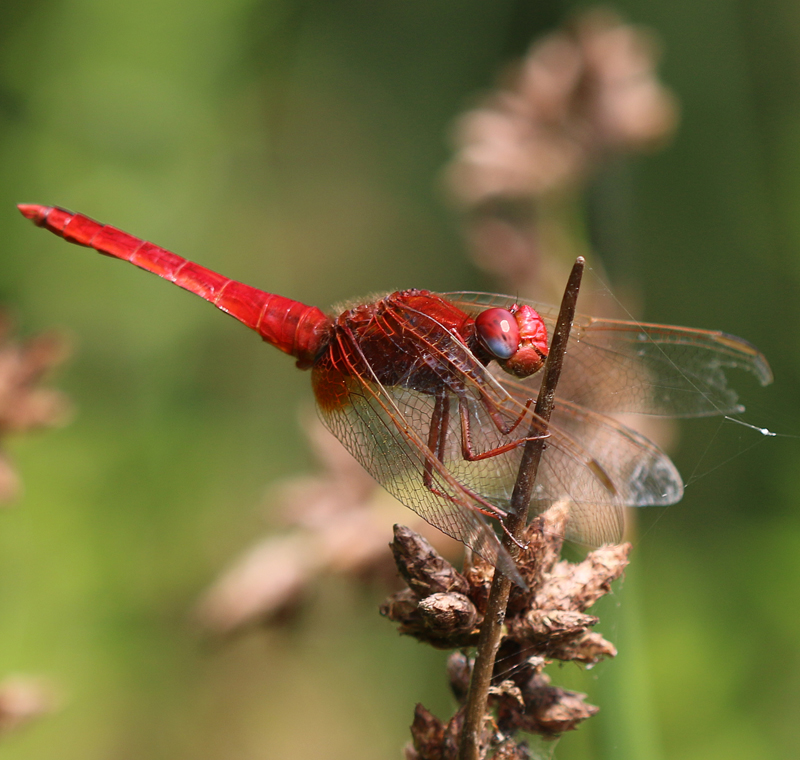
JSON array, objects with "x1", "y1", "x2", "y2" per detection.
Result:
[{"x1": 18, "y1": 204, "x2": 332, "y2": 367}]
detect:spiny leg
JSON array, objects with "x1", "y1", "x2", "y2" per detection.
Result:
[
  {"x1": 422, "y1": 391, "x2": 526, "y2": 550},
  {"x1": 479, "y1": 390, "x2": 535, "y2": 436},
  {"x1": 423, "y1": 389, "x2": 450, "y2": 490},
  {"x1": 459, "y1": 395, "x2": 549, "y2": 462},
  {"x1": 423, "y1": 390, "x2": 511, "y2": 521}
]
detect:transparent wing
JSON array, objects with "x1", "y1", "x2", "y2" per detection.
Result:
[
  {"x1": 443, "y1": 291, "x2": 773, "y2": 417},
  {"x1": 312, "y1": 354, "x2": 526, "y2": 585},
  {"x1": 375, "y1": 381, "x2": 680, "y2": 546}
]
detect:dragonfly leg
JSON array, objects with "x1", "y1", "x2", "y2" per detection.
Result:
[
  {"x1": 481, "y1": 394, "x2": 535, "y2": 436},
  {"x1": 423, "y1": 390, "x2": 511, "y2": 522},
  {"x1": 459, "y1": 396, "x2": 549, "y2": 462},
  {"x1": 499, "y1": 523, "x2": 527, "y2": 550},
  {"x1": 423, "y1": 389, "x2": 450, "y2": 482}
]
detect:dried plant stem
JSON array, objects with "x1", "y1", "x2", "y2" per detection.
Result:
[{"x1": 458, "y1": 257, "x2": 585, "y2": 760}]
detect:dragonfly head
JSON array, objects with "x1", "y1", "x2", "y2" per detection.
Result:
[{"x1": 475, "y1": 304, "x2": 548, "y2": 378}]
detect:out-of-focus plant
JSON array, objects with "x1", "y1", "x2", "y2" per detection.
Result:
[
  {"x1": 0, "y1": 676, "x2": 58, "y2": 739},
  {"x1": 0, "y1": 317, "x2": 70, "y2": 504},
  {"x1": 197, "y1": 413, "x2": 403, "y2": 633},
  {"x1": 197, "y1": 414, "x2": 463, "y2": 634},
  {"x1": 445, "y1": 8, "x2": 677, "y2": 304},
  {"x1": 0, "y1": 320, "x2": 68, "y2": 741}
]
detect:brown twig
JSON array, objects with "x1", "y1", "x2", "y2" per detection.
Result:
[{"x1": 457, "y1": 256, "x2": 584, "y2": 760}]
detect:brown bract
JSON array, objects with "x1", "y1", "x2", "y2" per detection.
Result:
[{"x1": 383, "y1": 503, "x2": 630, "y2": 755}]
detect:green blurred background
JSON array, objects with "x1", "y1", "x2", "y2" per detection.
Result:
[{"x1": 0, "y1": 1, "x2": 797, "y2": 758}]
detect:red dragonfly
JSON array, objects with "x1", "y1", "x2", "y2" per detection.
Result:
[{"x1": 18, "y1": 204, "x2": 772, "y2": 583}]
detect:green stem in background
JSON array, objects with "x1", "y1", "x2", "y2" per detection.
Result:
[
  {"x1": 457, "y1": 257, "x2": 584, "y2": 760},
  {"x1": 594, "y1": 565, "x2": 664, "y2": 760},
  {"x1": 545, "y1": 188, "x2": 662, "y2": 760}
]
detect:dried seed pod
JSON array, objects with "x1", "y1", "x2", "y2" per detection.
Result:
[
  {"x1": 409, "y1": 703, "x2": 445, "y2": 760},
  {"x1": 546, "y1": 631, "x2": 618, "y2": 665},
  {"x1": 380, "y1": 588, "x2": 427, "y2": 635},
  {"x1": 493, "y1": 739, "x2": 532, "y2": 759},
  {"x1": 418, "y1": 593, "x2": 479, "y2": 637},
  {"x1": 535, "y1": 543, "x2": 631, "y2": 611},
  {"x1": 391, "y1": 525, "x2": 470, "y2": 598},
  {"x1": 447, "y1": 652, "x2": 473, "y2": 704},
  {"x1": 520, "y1": 673, "x2": 599, "y2": 736},
  {"x1": 511, "y1": 609, "x2": 600, "y2": 644}
]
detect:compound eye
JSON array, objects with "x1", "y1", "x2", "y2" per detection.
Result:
[{"x1": 475, "y1": 308, "x2": 520, "y2": 360}]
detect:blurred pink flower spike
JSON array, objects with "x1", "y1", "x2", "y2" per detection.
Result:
[
  {"x1": 196, "y1": 416, "x2": 462, "y2": 635},
  {"x1": 0, "y1": 317, "x2": 71, "y2": 505},
  {"x1": 0, "y1": 676, "x2": 60, "y2": 737},
  {"x1": 447, "y1": 8, "x2": 678, "y2": 208}
]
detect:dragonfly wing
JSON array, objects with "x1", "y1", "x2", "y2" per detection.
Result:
[
  {"x1": 430, "y1": 383, "x2": 681, "y2": 545},
  {"x1": 311, "y1": 363, "x2": 526, "y2": 586},
  {"x1": 554, "y1": 318, "x2": 772, "y2": 417},
  {"x1": 533, "y1": 401, "x2": 681, "y2": 544},
  {"x1": 443, "y1": 291, "x2": 772, "y2": 417},
  {"x1": 384, "y1": 295, "x2": 684, "y2": 512},
  {"x1": 316, "y1": 363, "x2": 680, "y2": 549}
]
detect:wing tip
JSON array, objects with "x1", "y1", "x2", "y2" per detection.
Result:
[
  {"x1": 755, "y1": 354, "x2": 774, "y2": 387},
  {"x1": 715, "y1": 331, "x2": 773, "y2": 387}
]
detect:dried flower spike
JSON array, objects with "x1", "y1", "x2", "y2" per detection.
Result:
[{"x1": 383, "y1": 505, "x2": 630, "y2": 754}]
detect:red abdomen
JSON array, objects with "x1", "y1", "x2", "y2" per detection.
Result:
[{"x1": 18, "y1": 204, "x2": 332, "y2": 367}]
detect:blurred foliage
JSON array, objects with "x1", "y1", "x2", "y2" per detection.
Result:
[{"x1": 0, "y1": 1, "x2": 797, "y2": 758}]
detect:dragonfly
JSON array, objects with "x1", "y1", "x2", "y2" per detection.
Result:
[{"x1": 18, "y1": 204, "x2": 772, "y2": 584}]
